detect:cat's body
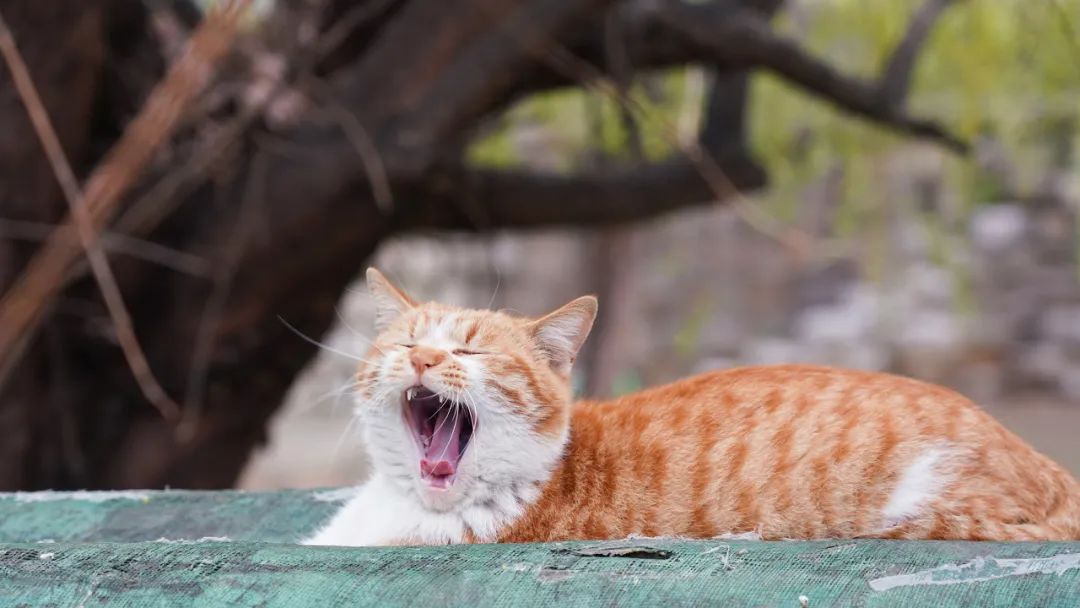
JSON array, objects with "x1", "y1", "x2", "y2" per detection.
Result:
[
  {"x1": 500, "y1": 366, "x2": 1080, "y2": 542},
  {"x1": 306, "y1": 270, "x2": 1080, "y2": 546}
]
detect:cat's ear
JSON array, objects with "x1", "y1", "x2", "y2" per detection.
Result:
[
  {"x1": 366, "y1": 268, "x2": 416, "y2": 332},
  {"x1": 527, "y1": 295, "x2": 597, "y2": 375}
]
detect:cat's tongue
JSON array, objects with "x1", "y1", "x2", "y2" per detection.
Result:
[{"x1": 421, "y1": 408, "x2": 461, "y2": 482}]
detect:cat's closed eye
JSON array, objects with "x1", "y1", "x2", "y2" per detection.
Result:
[
  {"x1": 395, "y1": 343, "x2": 416, "y2": 349},
  {"x1": 453, "y1": 349, "x2": 486, "y2": 356}
]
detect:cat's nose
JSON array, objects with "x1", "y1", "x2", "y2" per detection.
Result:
[{"x1": 410, "y1": 346, "x2": 447, "y2": 375}]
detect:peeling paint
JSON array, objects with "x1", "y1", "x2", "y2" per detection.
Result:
[
  {"x1": 713, "y1": 531, "x2": 763, "y2": 541},
  {"x1": 153, "y1": 536, "x2": 232, "y2": 544},
  {"x1": 537, "y1": 566, "x2": 574, "y2": 583},
  {"x1": 557, "y1": 545, "x2": 673, "y2": 559},
  {"x1": 311, "y1": 488, "x2": 361, "y2": 503},
  {"x1": 702, "y1": 544, "x2": 735, "y2": 570},
  {"x1": 7, "y1": 490, "x2": 153, "y2": 503},
  {"x1": 869, "y1": 553, "x2": 1080, "y2": 592}
]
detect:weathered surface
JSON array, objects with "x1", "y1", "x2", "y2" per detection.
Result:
[
  {"x1": 0, "y1": 488, "x2": 346, "y2": 543},
  {"x1": 1, "y1": 539, "x2": 1079, "y2": 606},
  {"x1": 1, "y1": 489, "x2": 1079, "y2": 606}
]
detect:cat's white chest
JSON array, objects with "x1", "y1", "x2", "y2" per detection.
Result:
[{"x1": 303, "y1": 475, "x2": 470, "y2": 546}]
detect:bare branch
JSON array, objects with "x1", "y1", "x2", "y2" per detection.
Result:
[
  {"x1": 656, "y1": 2, "x2": 972, "y2": 152},
  {"x1": 0, "y1": 219, "x2": 209, "y2": 277},
  {"x1": 485, "y1": 1, "x2": 967, "y2": 153},
  {"x1": 178, "y1": 153, "x2": 268, "y2": 443},
  {"x1": 653, "y1": 2, "x2": 967, "y2": 152},
  {"x1": 310, "y1": 82, "x2": 394, "y2": 212},
  {"x1": 0, "y1": 0, "x2": 250, "y2": 416},
  {"x1": 879, "y1": 0, "x2": 956, "y2": 105},
  {"x1": 170, "y1": 0, "x2": 204, "y2": 30},
  {"x1": 0, "y1": 11, "x2": 181, "y2": 421},
  {"x1": 315, "y1": 0, "x2": 401, "y2": 60}
]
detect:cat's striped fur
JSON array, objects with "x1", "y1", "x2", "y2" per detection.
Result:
[{"x1": 306, "y1": 269, "x2": 1080, "y2": 546}]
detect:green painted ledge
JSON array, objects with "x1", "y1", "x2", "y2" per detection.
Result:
[{"x1": 1, "y1": 490, "x2": 1079, "y2": 607}]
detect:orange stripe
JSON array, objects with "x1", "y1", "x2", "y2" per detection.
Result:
[{"x1": 689, "y1": 404, "x2": 721, "y2": 537}]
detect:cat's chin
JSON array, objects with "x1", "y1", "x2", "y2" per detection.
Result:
[{"x1": 414, "y1": 477, "x2": 469, "y2": 512}]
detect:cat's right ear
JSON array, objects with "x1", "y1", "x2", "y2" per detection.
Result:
[
  {"x1": 366, "y1": 268, "x2": 416, "y2": 332},
  {"x1": 526, "y1": 295, "x2": 598, "y2": 376}
]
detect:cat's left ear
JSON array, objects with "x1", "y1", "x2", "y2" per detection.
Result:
[
  {"x1": 527, "y1": 296, "x2": 597, "y2": 375},
  {"x1": 366, "y1": 268, "x2": 417, "y2": 332}
]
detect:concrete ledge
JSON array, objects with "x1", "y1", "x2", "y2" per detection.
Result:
[
  {"x1": 0, "y1": 488, "x2": 344, "y2": 544},
  {"x1": 1, "y1": 490, "x2": 1078, "y2": 606}
]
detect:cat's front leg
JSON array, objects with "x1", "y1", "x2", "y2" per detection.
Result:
[
  {"x1": 302, "y1": 476, "x2": 412, "y2": 547},
  {"x1": 304, "y1": 474, "x2": 479, "y2": 546}
]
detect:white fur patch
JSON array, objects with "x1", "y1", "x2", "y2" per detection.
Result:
[
  {"x1": 303, "y1": 474, "x2": 538, "y2": 546},
  {"x1": 881, "y1": 444, "x2": 957, "y2": 529}
]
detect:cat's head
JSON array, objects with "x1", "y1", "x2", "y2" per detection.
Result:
[{"x1": 353, "y1": 268, "x2": 596, "y2": 512}]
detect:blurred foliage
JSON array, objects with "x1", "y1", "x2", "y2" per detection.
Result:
[
  {"x1": 469, "y1": 0, "x2": 1080, "y2": 215},
  {"x1": 468, "y1": 71, "x2": 700, "y2": 170}
]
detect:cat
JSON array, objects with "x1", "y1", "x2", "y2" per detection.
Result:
[{"x1": 305, "y1": 268, "x2": 1080, "y2": 546}]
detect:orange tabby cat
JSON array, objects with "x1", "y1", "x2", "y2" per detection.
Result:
[{"x1": 306, "y1": 268, "x2": 1080, "y2": 546}]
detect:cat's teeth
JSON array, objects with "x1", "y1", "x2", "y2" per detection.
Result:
[{"x1": 406, "y1": 387, "x2": 415, "y2": 400}]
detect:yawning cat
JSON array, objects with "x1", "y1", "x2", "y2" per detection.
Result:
[{"x1": 305, "y1": 268, "x2": 1080, "y2": 545}]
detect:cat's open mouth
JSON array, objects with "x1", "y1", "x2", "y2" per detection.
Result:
[{"x1": 402, "y1": 386, "x2": 474, "y2": 490}]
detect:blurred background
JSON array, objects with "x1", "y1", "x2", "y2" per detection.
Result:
[{"x1": 0, "y1": 0, "x2": 1077, "y2": 492}]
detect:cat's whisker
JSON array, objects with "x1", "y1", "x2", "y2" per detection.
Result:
[
  {"x1": 459, "y1": 387, "x2": 480, "y2": 459},
  {"x1": 331, "y1": 412, "x2": 364, "y2": 461},
  {"x1": 426, "y1": 397, "x2": 453, "y2": 424},
  {"x1": 486, "y1": 274, "x2": 501, "y2": 311},
  {"x1": 374, "y1": 384, "x2": 401, "y2": 405},
  {"x1": 278, "y1": 315, "x2": 370, "y2": 363},
  {"x1": 432, "y1": 403, "x2": 461, "y2": 466},
  {"x1": 306, "y1": 377, "x2": 364, "y2": 413},
  {"x1": 459, "y1": 386, "x2": 480, "y2": 431},
  {"x1": 334, "y1": 305, "x2": 386, "y2": 356},
  {"x1": 428, "y1": 394, "x2": 456, "y2": 439},
  {"x1": 331, "y1": 380, "x2": 366, "y2": 413}
]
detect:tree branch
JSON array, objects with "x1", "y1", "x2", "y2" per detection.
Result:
[
  {"x1": 0, "y1": 10, "x2": 181, "y2": 421},
  {"x1": 408, "y1": 153, "x2": 766, "y2": 231},
  {"x1": 327, "y1": 0, "x2": 614, "y2": 177},
  {"x1": 486, "y1": 0, "x2": 966, "y2": 153},
  {"x1": 652, "y1": 1, "x2": 967, "y2": 152},
  {"x1": 879, "y1": 0, "x2": 955, "y2": 105},
  {"x1": 0, "y1": 0, "x2": 249, "y2": 415}
]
